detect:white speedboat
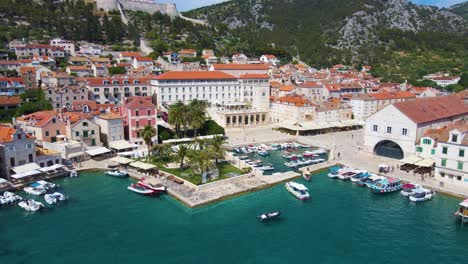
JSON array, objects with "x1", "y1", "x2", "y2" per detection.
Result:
[
  {"x1": 400, "y1": 183, "x2": 421, "y2": 197},
  {"x1": 409, "y1": 188, "x2": 435, "y2": 202},
  {"x1": 105, "y1": 169, "x2": 129, "y2": 178},
  {"x1": 257, "y1": 165, "x2": 275, "y2": 171},
  {"x1": 338, "y1": 170, "x2": 364, "y2": 181},
  {"x1": 285, "y1": 182, "x2": 310, "y2": 200},
  {"x1": 31, "y1": 180, "x2": 56, "y2": 191},
  {"x1": 1, "y1": 191, "x2": 23, "y2": 205},
  {"x1": 70, "y1": 170, "x2": 78, "y2": 177},
  {"x1": 24, "y1": 187, "x2": 47, "y2": 196},
  {"x1": 18, "y1": 199, "x2": 44, "y2": 211},
  {"x1": 128, "y1": 184, "x2": 156, "y2": 196},
  {"x1": 44, "y1": 192, "x2": 67, "y2": 205},
  {"x1": 284, "y1": 162, "x2": 298, "y2": 168},
  {"x1": 328, "y1": 167, "x2": 351, "y2": 179},
  {"x1": 137, "y1": 181, "x2": 166, "y2": 193}
]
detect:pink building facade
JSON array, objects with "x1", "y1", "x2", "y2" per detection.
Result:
[{"x1": 119, "y1": 96, "x2": 157, "y2": 147}]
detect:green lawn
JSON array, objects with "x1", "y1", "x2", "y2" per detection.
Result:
[{"x1": 159, "y1": 162, "x2": 242, "y2": 185}]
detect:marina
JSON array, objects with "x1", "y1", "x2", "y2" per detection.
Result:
[{"x1": 1, "y1": 169, "x2": 467, "y2": 264}]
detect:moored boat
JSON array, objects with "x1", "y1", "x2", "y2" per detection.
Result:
[
  {"x1": 257, "y1": 211, "x2": 281, "y2": 221},
  {"x1": 44, "y1": 192, "x2": 67, "y2": 205},
  {"x1": 400, "y1": 183, "x2": 420, "y2": 197},
  {"x1": 105, "y1": 169, "x2": 129, "y2": 178},
  {"x1": 24, "y1": 186, "x2": 47, "y2": 196},
  {"x1": 363, "y1": 175, "x2": 386, "y2": 188},
  {"x1": 0, "y1": 191, "x2": 23, "y2": 205},
  {"x1": 409, "y1": 188, "x2": 435, "y2": 202},
  {"x1": 127, "y1": 184, "x2": 155, "y2": 196},
  {"x1": 257, "y1": 165, "x2": 275, "y2": 171},
  {"x1": 137, "y1": 181, "x2": 166, "y2": 193},
  {"x1": 18, "y1": 199, "x2": 43, "y2": 211},
  {"x1": 258, "y1": 150, "x2": 270, "y2": 156},
  {"x1": 303, "y1": 171, "x2": 311, "y2": 181},
  {"x1": 369, "y1": 178, "x2": 403, "y2": 194},
  {"x1": 338, "y1": 170, "x2": 365, "y2": 181},
  {"x1": 69, "y1": 170, "x2": 78, "y2": 177},
  {"x1": 285, "y1": 181, "x2": 310, "y2": 200},
  {"x1": 455, "y1": 198, "x2": 468, "y2": 223},
  {"x1": 31, "y1": 180, "x2": 56, "y2": 191},
  {"x1": 351, "y1": 172, "x2": 370, "y2": 183}
]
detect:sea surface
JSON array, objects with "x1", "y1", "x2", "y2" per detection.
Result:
[{"x1": 1, "y1": 170, "x2": 467, "y2": 264}]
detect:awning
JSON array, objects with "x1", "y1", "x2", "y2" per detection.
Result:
[
  {"x1": 130, "y1": 161, "x2": 156, "y2": 171},
  {"x1": 39, "y1": 164, "x2": 65, "y2": 172},
  {"x1": 109, "y1": 140, "x2": 138, "y2": 151},
  {"x1": 414, "y1": 158, "x2": 435, "y2": 167},
  {"x1": 110, "y1": 156, "x2": 134, "y2": 165},
  {"x1": 86, "y1": 147, "x2": 111, "y2": 156},
  {"x1": 68, "y1": 151, "x2": 85, "y2": 158},
  {"x1": 11, "y1": 169, "x2": 42, "y2": 179},
  {"x1": 400, "y1": 155, "x2": 423, "y2": 165},
  {"x1": 12, "y1": 163, "x2": 41, "y2": 174}
]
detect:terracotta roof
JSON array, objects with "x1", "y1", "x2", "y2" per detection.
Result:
[
  {"x1": 211, "y1": 64, "x2": 269, "y2": 70},
  {"x1": 393, "y1": 96, "x2": 468, "y2": 125},
  {"x1": 179, "y1": 49, "x2": 196, "y2": 54},
  {"x1": 424, "y1": 120, "x2": 468, "y2": 144},
  {"x1": 276, "y1": 95, "x2": 316, "y2": 107},
  {"x1": 297, "y1": 82, "x2": 322, "y2": 88},
  {"x1": 124, "y1": 96, "x2": 156, "y2": 109},
  {"x1": 279, "y1": 85, "x2": 295, "y2": 92},
  {"x1": 154, "y1": 71, "x2": 236, "y2": 80},
  {"x1": 270, "y1": 81, "x2": 282, "y2": 88},
  {"x1": 98, "y1": 112, "x2": 122, "y2": 120},
  {"x1": 369, "y1": 91, "x2": 416, "y2": 100},
  {"x1": 0, "y1": 125, "x2": 16, "y2": 143},
  {"x1": 67, "y1": 66, "x2": 89, "y2": 71},
  {"x1": 0, "y1": 95, "x2": 20, "y2": 105},
  {"x1": 120, "y1": 52, "x2": 141, "y2": 57},
  {"x1": 71, "y1": 101, "x2": 116, "y2": 112},
  {"x1": 263, "y1": 54, "x2": 277, "y2": 59},
  {"x1": 456, "y1": 90, "x2": 468, "y2": 99},
  {"x1": 69, "y1": 56, "x2": 88, "y2": 62},
  {"x1": 16, "y1": 110, "x2": 57, "y2": 127},
  {"x1": 0, "y1": 60, "x2": 21, "y2": 65},
  {"x1": 19, "y1": 67, "x2": 36, "y2": 74},
  {"x1": 134, "y1": 56, "x2": 153, "y2": 62},
  {"x1": 239, "y1": 74, "x2": 269, "y2": 79}
]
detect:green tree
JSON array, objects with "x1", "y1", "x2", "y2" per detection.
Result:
[
  {"x1": 108, "y1": 66, "x2": 126, "y2": 75},
  {"x1": 152, "y1": 143, "x2": 172, "y2": 160},
  {"x1": 188, "y1": 149, "x2": 215, "y2": 183},
  {"x1": 141, "y1": 124, "x2": 156, "y2": 161},
  {"x1": 208, "y1": 136, "x2": 226, "y2": 165},
  {"x1": 168, "y1": 101, "x2": 188, "y2": 137},
  {"x1": 188, "y1": 99, "x2": 207, "y2": 137},
  {"x1": 175, "y1": 144, "x2": 189, "y2": 169}
]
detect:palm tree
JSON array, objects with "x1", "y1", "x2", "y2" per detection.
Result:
[
  {"x1": 209, "y1": 136, "x2": 227, "y2": 165},
  {"x1": 189, "y1": 99, "x2": 207, "y2": 137},
  {"x1": 190, "y1": 136, "x2": 207, "y2": 151},
  {"x1": 141, "y1": 124, "x2": 156, "y2": 161},
  {"x1": 175, "y1": 144, "x2": 189, "y2": 169},
  {"x1": 168, "y1": 101, "x2": 187, "y2": 137},
  {"x1": 188, "y1": 149, "x2": 215, "y2": 183},
  {"x1": 152, "y1": 143, "x2": 172, "y2": 160}
]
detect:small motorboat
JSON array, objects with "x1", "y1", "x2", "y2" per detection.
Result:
[
  {"x1": 328, "y1": 167, "x2": 351, "y2": 179},
  {"x1": 258, "y1": 150, "x2": 269, "y2": 156},
  {"x1": 369, "y1": 178, "x2": 403, "y2": 194},
  {"x1": 0, "y1": 191, "x2": 22, "y2": 205},
  {"x1": 400, "y1": 183, "x2": 420, "y2": 197},
  {"x1": 338, "y1": 170, "x2": 364, "y2": 181},
  {"x1": 31, "y1": 180, "x2": 57, "y2": 191},
  {"x1": 137, "y1": 181, "x2": 166, "y2": 193},
  {"x1": 127, "y1": 184, "x2": 156, "y2": 196},
  {"x1": 409, "y1": 188, "x2": 435, "y2": 202},
  {"x1": 257, "y1": 211, "x2": 281, "y2": 221},
  {"x1": 363, "y1": 175, "x2": 386, "y2": 188},
  {"x1": 285, "y1": 182, "x2": 310, "y2": 200},
  {"x1": 303, "y1": 171, "x2": 311, "y2": 181},
  {"x1": 24, "y1": 186, "x2": 47, "y2": 196},
  {"x1": 18, "y1": 199, "x2": 44, "y2": 211},
  {"x1": 69, "y1": 170, "x2": 78, "y2": 177},
  {"x1": 44, "y1": 192, "x2": 67, "y2": 204},
  {"x1": 257, "y1": 165, "x2": 275, "y2": 171},
  {"x1": 284, "y1": 162, "x2": 298, "y2": 168},
  {"x1": 350, "y1": 172, "x2": 370, "y2": 183},
  {"x1": 238, "y1": 155, "x2": 249, "y2": 160},
  {"x1": 455, "y1": 198, "x2": 468, "y2": 223},
  {"x1": 105, "y1": 169, "x2": 129, "y2": 178}
]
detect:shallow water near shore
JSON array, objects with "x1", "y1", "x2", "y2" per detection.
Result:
[{"x1": 1, "y1": 170, "x2": 467, "y2": 264}]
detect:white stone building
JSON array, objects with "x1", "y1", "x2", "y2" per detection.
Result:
[
  {"x1": 94, "y1": 112, "x2": 125, "y2": 145},
  {"x1": 50, "y1": 38, "x2": 75, "y2": 56},
  {"x1": 364, "y1": 96, "x2": 468, "y2": 159}
]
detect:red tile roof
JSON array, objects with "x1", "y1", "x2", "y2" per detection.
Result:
[
  {"x1": 276, "y1": 95, "x2": 316, "y2": 107},
  {"x1": 239, "y1": 74, "x2": 269, "y2": 79},
  {"x1": 369, "y1": 91, "x2": 416, "y2": 100},
  {"x1": 16, "y1": 110, "x2": 57, "y2": 127},
  {"x1": 297, "y1": 82, "x2": 322, "y2": 88},
  {"x1": 0, "y1": 95, "x2": 20, "y2": 106},
  {"x1": 124, "y1": 96, "x2": 156, "y2": 109},
  {"x1": 134, "y1": 56, "x2": 153, "y2": 62},
  {"x1": 0, "y1": 125, "x2": 16, "y2": 143},
  {"x1": 393, "y1": 96, "x2": 468, "y2": 124},
  {"x1": 154, "y1": 71, "x2": 236, "y2": 80},
  {"x1": 120, "y1": 52, "x2": 142, "y2": 57},
  {"x1": 211, "y1": 64, "x2": 269, "y2": 70},
  {"x1": 68, "y1": 66, "x2": 89, "y2": 71},
  {"x1": 279, "y1": 85, "x2": 295, "y2": 92}
]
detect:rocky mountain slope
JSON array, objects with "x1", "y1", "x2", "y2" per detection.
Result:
[
  {"x1": 449, "y1": 1, "x2": 468, "y2": 24},
  {"x1": 185, "y1": 0, "x2": 466, "y2": 67}
]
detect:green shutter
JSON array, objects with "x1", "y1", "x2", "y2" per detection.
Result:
[
  {"x1": 441, "y1": 159, "x2": 447, "y2": 167},
  {"x1": 459, "y1": 149, "x2": 465, "y2": 157},
  {"x1": 458, "y1": 162, "x2": 463, "y2": 170},
  {"x1": 431, "y1": 149, "x2": 435, "y2": 155}
]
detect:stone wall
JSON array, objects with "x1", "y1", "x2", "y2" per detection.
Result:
[{"x1": 96, "y1": 0, "x2": 179, "y2": 17}]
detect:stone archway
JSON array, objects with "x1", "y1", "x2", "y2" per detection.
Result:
[{"x1": 373, "y1": 140, "x2": 404, "y2": 159}]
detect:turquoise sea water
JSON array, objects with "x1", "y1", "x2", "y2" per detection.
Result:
[{"x1": 1, "y1": 170, "x2": 467, "y2": 264}]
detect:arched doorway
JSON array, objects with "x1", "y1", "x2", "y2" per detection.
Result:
[{"x1": 373, "y1": 140, "x2": 404, "y2": 159}]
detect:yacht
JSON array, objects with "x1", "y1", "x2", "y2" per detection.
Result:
[
  {"x1": 24, "y1": 186, "x2": 47, "y2": 196},
  {"x1": 285, "y1": 182, "x2": 310, "y2": 200}
]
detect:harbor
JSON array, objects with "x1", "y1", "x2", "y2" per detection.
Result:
[{"x1": 1, "y1": 169, "x2": 467, "y2": 264}]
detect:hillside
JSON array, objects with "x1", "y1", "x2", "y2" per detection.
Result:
[
  {"x1": 185, "y1": 0, "x2": 467, "y2": 82},
  {"x1": 449, "y1": 1, "x2": 468, "y2": 23}
]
